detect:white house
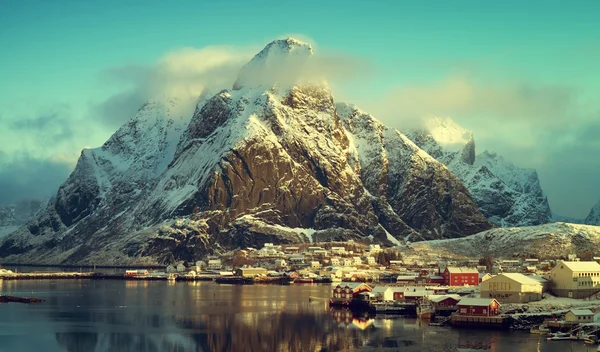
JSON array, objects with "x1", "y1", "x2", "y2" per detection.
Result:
[
  {"x1": 353, "y1": 257, "x2": 363, "y2": 266},
  {"x1": 207, "y1": 259, "x2": 222, "y2": 270},
  {"x1": 480, "y1": 273, "x2": 543, "y2": 303},
  {"x1": 343, "y1": 258, "x2": 353, "y2": 267},
  {"x1": 550, "y1": 261, "x2": 600, "y2": 298},
  {"x1": 331, "y1": 247, "x2": 346, "y2": 255},
  {"x1": 565, "y1": 309, "x2": 595, "y2": 323},
  {"x1": 366, "y1": 257, "x2": 376, "y2": 266},
  {"x1": 310, "y1": 261, "x2": 322, "y2": 269},
  {"x1": 372, "y1": 286, "x2": 393, "y2": 301},
  {"x1": 330, "y1": 258, "x2": 341, "y2": 266}
]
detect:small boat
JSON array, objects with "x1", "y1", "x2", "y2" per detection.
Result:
[
  {"x1": 418, "y1": 303, "x2": 435, "y2": 319},
  {"x1": 584, "y1": 338, "x2": 595, "y2": 345},
  {"x1": 295, "y1": 278, "x2": 314, "y2": 284},
  {"x1": 530, "y1": 325, "x2": 551, "y2": 335}
]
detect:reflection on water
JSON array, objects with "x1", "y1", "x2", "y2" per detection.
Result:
[{"x1": 0, "y1": 280, "x2": 593, "y2": 352}]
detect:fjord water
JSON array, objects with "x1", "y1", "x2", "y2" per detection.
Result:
[{"x1": 0, "y1": 280, "x2": 591, "y2": 352}]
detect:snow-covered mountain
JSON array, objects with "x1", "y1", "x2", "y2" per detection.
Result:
[
  {"x1": 585, "y1": 200, "x2": 600, "y2": 225},
  {"x1": 552, "y1": 212, "x2": 584, "y2": 224},
  {"x1": 406, "y1": 117, "x2": 552, "y2": 227},
  {"x1": 0, "y1": 200, "x2": 46, "y2": 238},
  {"x1": 413, "y1": 222, "x2": 600, "y2": 259},
  {"x1": 0, "y1": 38, "x2": 492, "y2": 265}
]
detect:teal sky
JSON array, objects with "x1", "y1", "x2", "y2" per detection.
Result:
[{"x1": 1, "y1": 0, "x2": 599, "y2": 217}]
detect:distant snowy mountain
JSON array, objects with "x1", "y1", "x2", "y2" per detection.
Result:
[
  {"x1": 0, "y1": 199, "x2": 46, "y2": 237},
  {"x1": 406, "y1": 117, "x2": 552, "y2": 227},
  {"x1": 552, "y1": 212, "x2": 584, "y2": 224},
  {"x1": 414, "y1": 222, "x2": 600, "y2": 259},
  {"x1": 585, "y1": 200, "x2": 600, "y2": 225},
  {"x1": 0, "y1": 38, "x2": 491, "y2": 265}
]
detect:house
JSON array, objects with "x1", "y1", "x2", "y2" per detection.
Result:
[
  {"x1": 343, "y1": 259, "x2": 353, "y2": 267},
  {"x1": 457, "y1": 298, "x2": 500, "y2": 316},
  {"x1": 442, "y1": 267, "x2": 479, "y2": 286},
  {"x1": 425, "y1": 275, "x2": 445, "y2": 285},
  {"x1": 331, "y1": 247, "x2": 346, "y2": 255},
  {"x1": 549, "y1": 261, "x2": 600, "y2": 298},
  {"x1": 529, "y1": 275, "x2": 551, "y2": 292},
  {"x1": 310, "y1": 261, "x2": 322, "y2": 269},
  {"x1": 429, "y1": 294, "x2": 461, "y2": 310},
  {"x1": 275, "y1": 259, "x2": 287, "y2": 269},
  {"x1": 480, "y1": 273, "x2": 543, "y2": 303},
  {"x1": 396, "y1": 275, "x2": 418, "y2": 284},
  {"x1": 330, "y1": 258, "x2": 341, "y2": 267},
  {"x1": 207, "y1": 259, "x2": 222, "y2": 270},
  {"x1": 366, "y1": 256, "x2": 376, "y2": 266},
  {"x1": 372, "y1": 286, "x2": 394, "y2": 301},
  {"x1": 289, "y1": 255, "x2": 306, "y2": 265},
  {"x1": 235, "y1": 267, "x2": 268, "y2": 277},
  {"x1": 352, "y1": 257, "x2": 363, "y2": 266},
  {"x1": 480, "y1": 273, "x2": 495, "y2": 282},
  {"x1": 331, "y1": 282, "x2": 372, "y2": 303},
  {"x1": 500, "y1": 260, "x2": 521, "y2": 273},
  {"x1": 369, "y1": 244, "x2": 382, "y2": 253},
  {"x1": 565, "y1": 309, "x2": 595, "y2": 323},
  {"x1": 284, "y1": 247, "x2": 300, "y2": 253},
  {"x1": 389, "y1": 260, "x2": 403, "y2": 269}
]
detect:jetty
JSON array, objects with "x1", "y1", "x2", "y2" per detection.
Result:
[{"x1": 0, "y1": 295, "x2": 45, "y2": 304}]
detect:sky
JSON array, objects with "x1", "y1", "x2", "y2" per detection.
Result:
[{"x1": 0, "y1": 0, "x2": 599, "y2": 218}]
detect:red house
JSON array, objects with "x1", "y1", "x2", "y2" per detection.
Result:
[
  {"x1": 331, "y1": 282, "x2": 372, "y2": 304},
  {"x1": 425, "y1": 275, "x2": 445, "y2": 285},
  {"x1": 443, "y1": 267, "x2": 479, "y2": 286},
  {"x1": 429, "y1": 294, "x2": 461, "y2": 310},
  {"x1": 457, "y1": 298, "x2": 500, "y2": 316}
]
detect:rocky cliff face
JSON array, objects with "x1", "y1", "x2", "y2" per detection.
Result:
[
  {"x1": 407, "y1": 118, "x2": 552, "y2": 227},
  {"x1": 0, "y1": 199, "x2": 46, "y2": 237},
  {"x1": 0, "y1": 39, "x2": 492, "y2": 265}
]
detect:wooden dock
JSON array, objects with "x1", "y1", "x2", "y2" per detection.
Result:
[{"x1": 451, "y1": 315, "x2": 509, "y2": 328}]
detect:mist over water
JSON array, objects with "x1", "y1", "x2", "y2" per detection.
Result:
[{"x1": 0, "y1": 279, "x2": 591, "y2": 352}]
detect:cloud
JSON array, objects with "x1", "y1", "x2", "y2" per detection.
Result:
[
  {"x1": 93, "y1": 45, "x2": 257, "y2": 129},
  {"x1": 0, "y1": 152, "x2": 74, "y2": 205},
  {"x1": 357, "y1": 74, "x2": 600, "y2": 218},
  {"x1": 92, "y1": 38, "x2": 372, "y2": 129}
]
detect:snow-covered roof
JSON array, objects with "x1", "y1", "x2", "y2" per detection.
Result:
[
  {"x1": 429, "y1": 294, "x2": 461, "y2": 303},
  {"x1": 568, "y1": 309, "x2": 594, "y2": 316},
  {"x1": 339, "y1": 282, "x2": 370, "y2": 290},
  {"x1": 495, "y1": 273, "x2": 542, "y2": 286},
  {"x1": 528, "y1": 275, "x2": 550, "y2": 283},
  {"x1": 458, "y1": 298, "x2": 499, "y2": 307},
  {"x1": 372, "y1": 286, "x2": 391, "y2": 293},
  {"x1": 446, "y1": 267, "x2": 478, "y2": 274},
  {"x1": 559, "y1": 261, "x2": 600, "y2": 272},
  {"x1": 397, "y1": 275, "x2": 417, "y2": 280}
]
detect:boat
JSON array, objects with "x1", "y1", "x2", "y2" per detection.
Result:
[
  {"x1": 417, "y1": 302, "x2": 435, "y2": 319},
  {"x1": 530, "y1": 325, "x2": 551, "y2": 335},
  {"x1": 295, "y1": 278, "x2": 314, "y2": 284}
]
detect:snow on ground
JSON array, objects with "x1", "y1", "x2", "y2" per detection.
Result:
[
  {"x1": 414, "y1": 222, "x2": 600, "y2": 258},
  {"x1": 503, "y1": 293, "x2": 600, "y2": 317}
]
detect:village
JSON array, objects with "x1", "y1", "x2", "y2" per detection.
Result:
[{"x1": 5, "y1": 240, "x2": 600, "y2": 346}]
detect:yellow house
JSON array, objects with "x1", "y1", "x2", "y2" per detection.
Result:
[
  {"x1": 565, "y1": 309, "x2": 595, "y2": 323},
  {"x1": 480, "y1": 273, "x2": 543, "y2": 303},
  {"x1": 550, "y1": 261, "x2": 600, "y2": 298}
]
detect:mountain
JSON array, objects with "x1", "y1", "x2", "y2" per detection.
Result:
[
  {"x1": 0, "y1": 200, "x2": 46, "y2": 238},
  {"x1": 552, "y1": 212, "x2": 584, "y2": 224},
  {"x1": 413, "y1": 222, "x2": 600, "y2": 259},
  {"x1": 585, "y1": 200, "x2": 600, "y2": 225},
  {"x1": 0, "y1": 38, "x2": 492, "y2": 265},
  {"x1": 407, "y1": 117, "x2": 552, "y2": 227}
]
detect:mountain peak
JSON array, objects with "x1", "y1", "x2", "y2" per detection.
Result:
[{"x1": 233, "y1": 38, "x2": 314, "y2": 90}]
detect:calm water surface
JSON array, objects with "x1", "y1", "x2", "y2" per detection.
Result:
[{"x1": 0, "y1": 279, "x2": 596, "y2": 352}]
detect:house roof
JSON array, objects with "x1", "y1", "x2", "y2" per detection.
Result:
[
  {"x1": 397, "y1": 275, "x2": 417, "y2": 280},
  {"x1": 446, "y1": 267, "x2": 479, "y2": 274},
  {"x1": 429, "y1": 294, "x2": 461, "y2": 303},
  {"x1": 568, "y1": 309, "x2": 594, "y2": 316},
  {"x1": 558, "y1": 261, "x2": 600, "y2": 272},
  {"x1": 339, "y1": 282, "x2": 371, "y2": 290},
  {"x1": 458, "y1": 298, "x2": 499, "y2": 307},
  {"x1": 372, "y1": 286, "x2": 392, "y2": 293},
  {"x1": 529, "y1": 275, "x2": 550, "y2": 283},
  {"x1": 494, "y1": 273, "x2": 543, "y2": 286}
]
